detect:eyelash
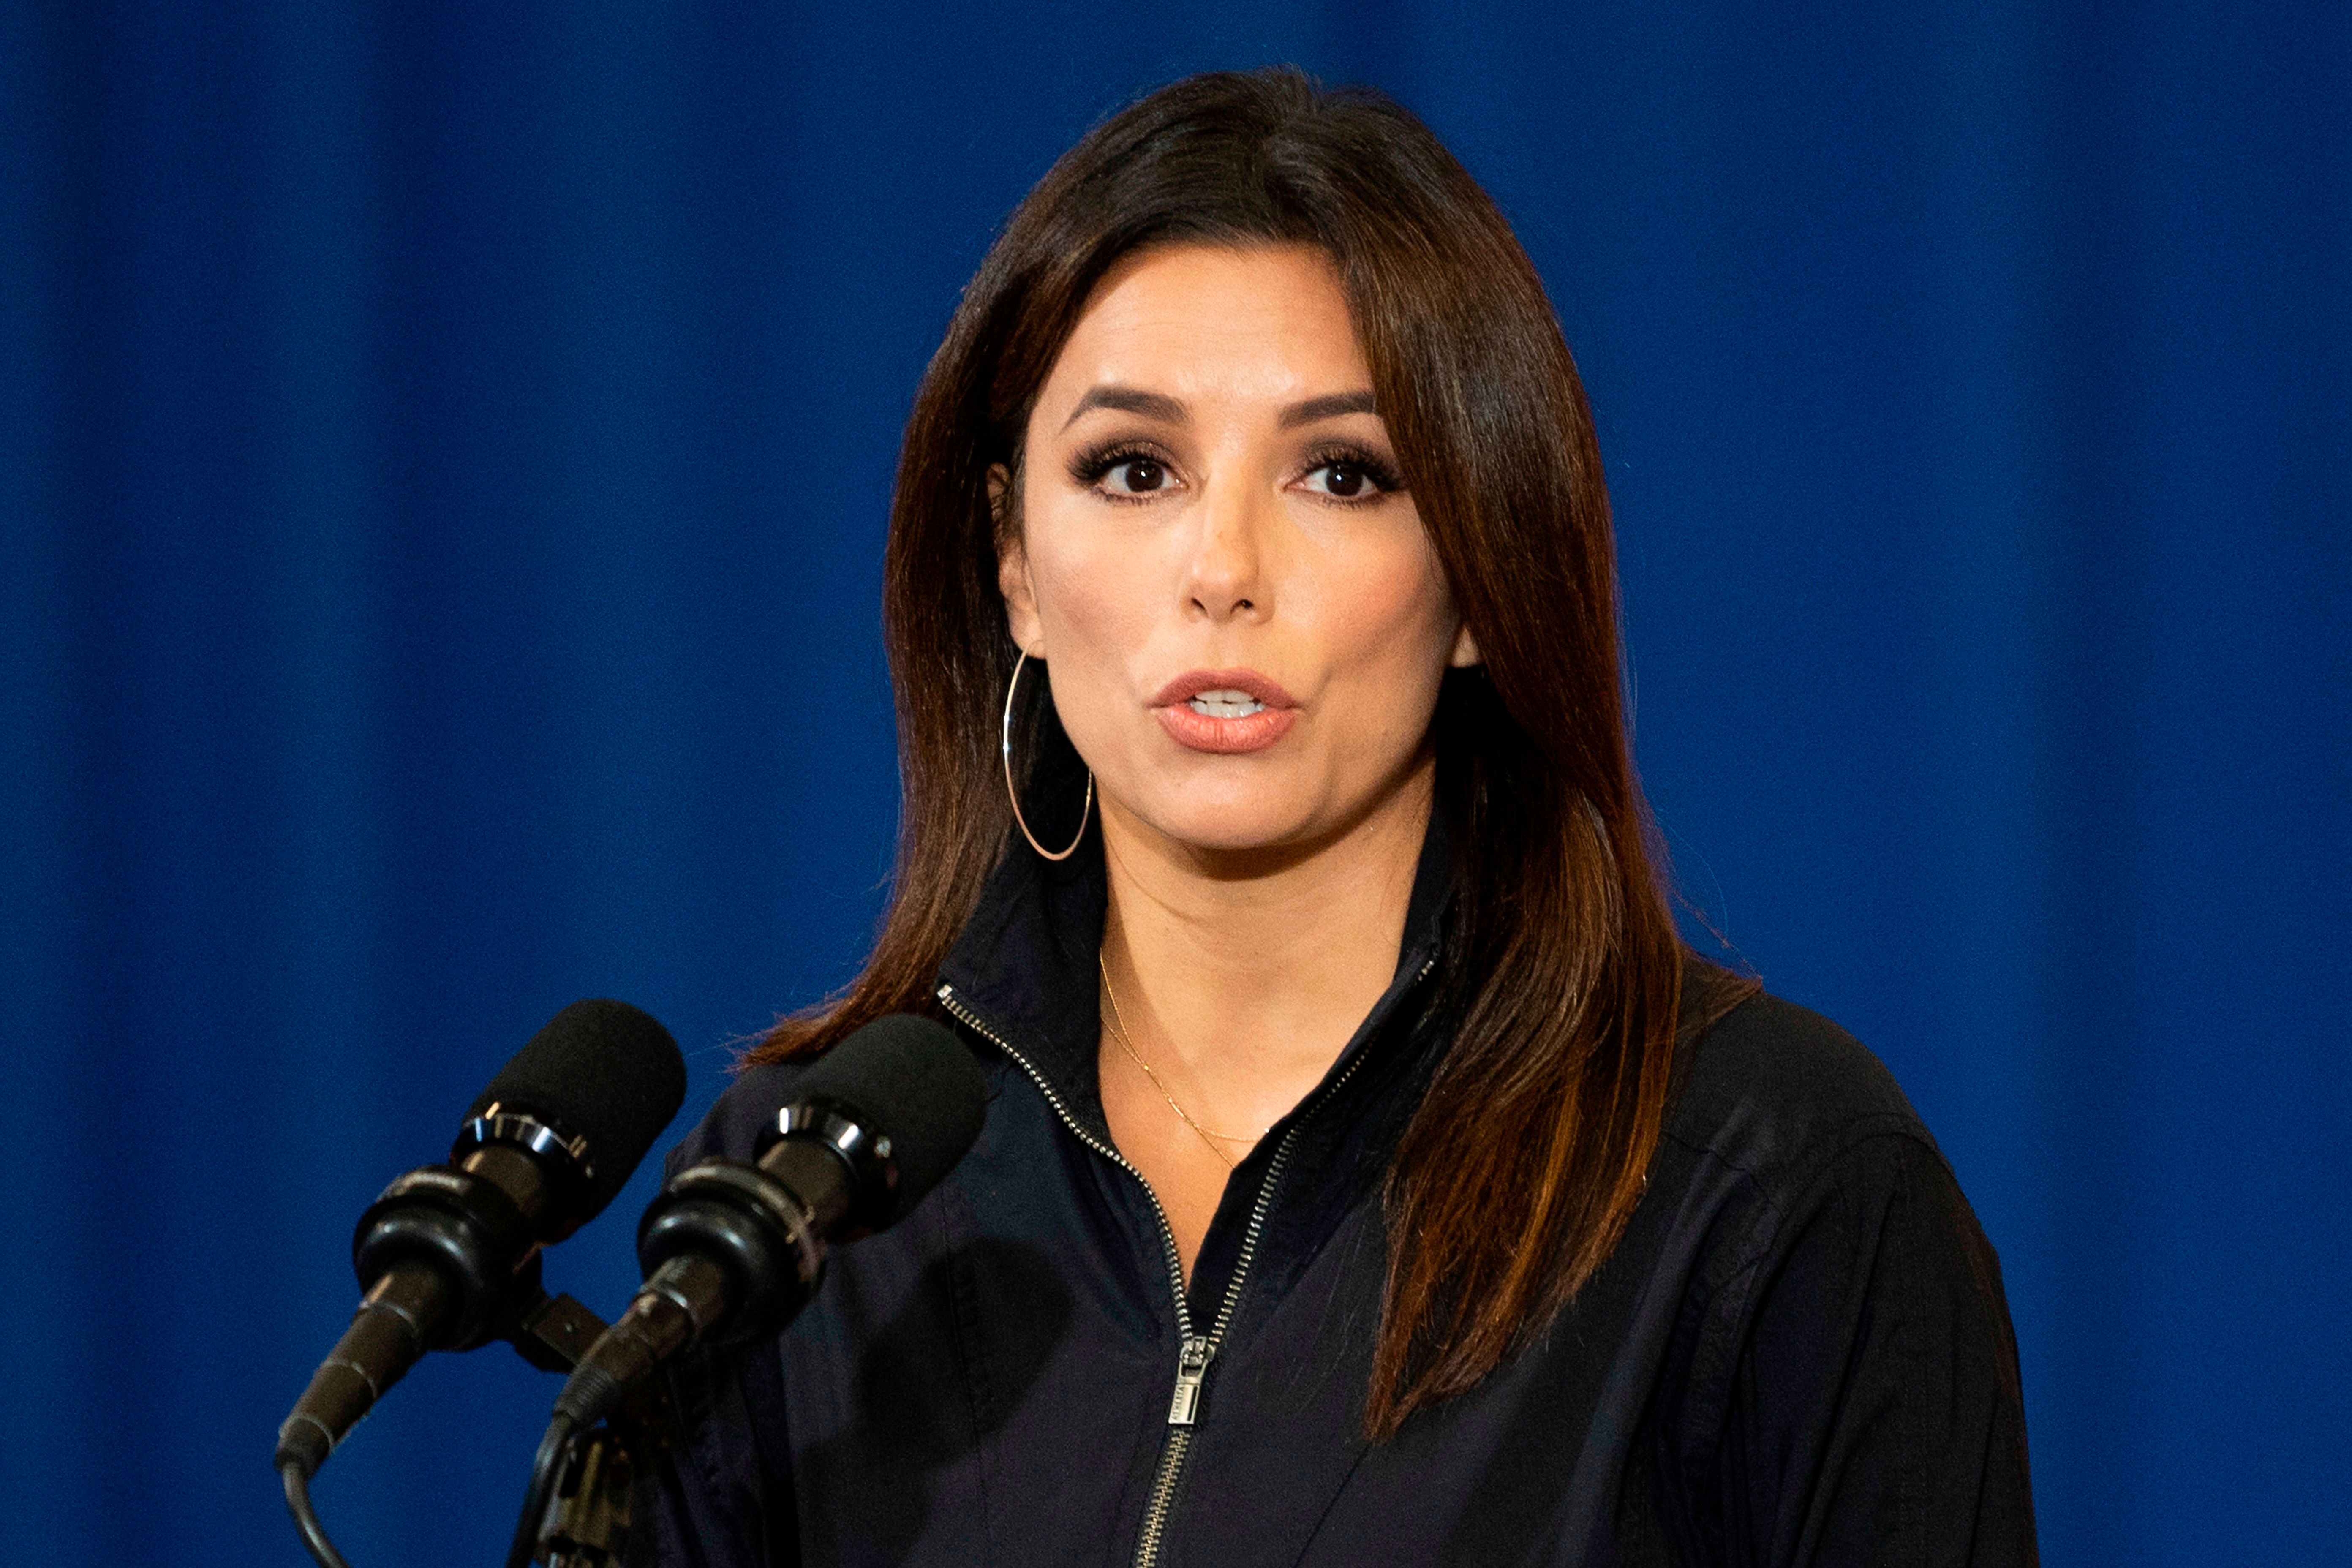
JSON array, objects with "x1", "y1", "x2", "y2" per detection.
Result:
[
  {"x1": 1066, "y1": 441, "x2": 1406, "y2": 504},
  {"x1": 1068, "y1": 441, "x2": 1172, "y2": 500},
  {"x1": 1299, "y1": 443, "x2": 1405, "y2": 499}
]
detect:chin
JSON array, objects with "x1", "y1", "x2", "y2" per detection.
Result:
[{"x1": 1138, "y1": 787, "x2": 1326, "y2": 857}]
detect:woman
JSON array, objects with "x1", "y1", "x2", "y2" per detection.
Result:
[{"x1": 639, "y1": 68, "x2": 2034, "y2": 1566}]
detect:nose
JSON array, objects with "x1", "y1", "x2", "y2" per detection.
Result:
[{"x1": 1181, "y1": 471, "x2": 1271, "y2": 623}]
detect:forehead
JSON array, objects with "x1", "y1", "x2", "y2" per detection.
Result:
[{"x1": 1041, "y1": 242, "x2": 1370, "y2": 406}]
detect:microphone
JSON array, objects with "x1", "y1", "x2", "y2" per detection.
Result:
[
  {"x1": 498, "y1": 1014, "x2": 980, "y2": 1568},
  {"x1": 274, "y1": 998, "x2": 687, "y2": 1483},
  {"x1": 550, "y1": 1013, "x2": 985, "y2": 1434}
]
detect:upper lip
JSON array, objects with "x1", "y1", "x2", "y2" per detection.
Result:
[{"x1": 1149, "y1": 668, "x2": 1298, "y2": 709}]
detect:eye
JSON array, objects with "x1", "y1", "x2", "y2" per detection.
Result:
[
  {"x1": 1298, "y1": 449, "x2": 1405, "y2": 502},
  {"x1": 1309, "y1": 460, "x2": 1371, "y2": 498},
  {"x1": 1104, "y1": 456, "x2": 1170, "y2": 495},
  {"x1": 1070, "y1": 442, "x2": 1181, "y2": 502}
]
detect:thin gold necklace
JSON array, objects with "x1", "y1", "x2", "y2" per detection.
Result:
[{"x1": 1098, "y1": 952, "x2": 1269, "y2": 1169}]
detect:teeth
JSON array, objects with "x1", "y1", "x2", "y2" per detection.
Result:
[{"x1": 1189, "y1": 688, "x2": 1266, "y2": 719}]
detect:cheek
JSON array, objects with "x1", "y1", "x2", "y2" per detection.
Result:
[
  {"x1": 1304, "y1": 531, "x2": 1457, "y2": 703},
  {"x1": 1021, "y1": 495, "x2": 1154, "y2": 654},
  {"x1": 1015, "y1": 490, "x2": 1164, "y2": 756}
]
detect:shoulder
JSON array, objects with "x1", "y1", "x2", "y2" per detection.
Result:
[
  {"x1": 1646, "y1": 993, "x2": 2036, "y2": 1550},
  {"x1": 1663, "y1": 986, "x2": 1945, "y2": 1197},
  {"x1": 1655, "y1": 987, "x2": 2019, "y2": 1397}
]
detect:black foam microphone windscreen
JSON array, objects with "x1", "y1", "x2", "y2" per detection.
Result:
[{"x1": 467, "y1": 997, "x2": 689, "y2": 1223}]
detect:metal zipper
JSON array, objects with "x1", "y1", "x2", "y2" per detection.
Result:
[
  {"x1": 1129, "y1": 1103, "x2": 1311, "y2": 1568},
  {"x1": 938, "y1": 953, "x2": 1435, "y2": 1568},
  {"x1": 935, "y1": 984, "x2": 1195, "y2": 1337}
]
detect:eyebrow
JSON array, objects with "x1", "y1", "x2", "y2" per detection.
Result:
[
  {"x1": 1060, "y1": 384, "x2": 1382, "y2": 431},
  {"x1": 1061, "y1": 386, "x2": 1186, "y2": 429},
  {"x1": 1278, "y1": 390, "x2": 1379, "y2": 427}
]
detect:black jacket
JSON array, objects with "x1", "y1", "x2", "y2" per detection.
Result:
[{"x1": 633, "y1": 819, "x2": 2036, "y2": 1566}]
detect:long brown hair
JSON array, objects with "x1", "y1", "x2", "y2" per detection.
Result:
[{"x1": 747, "y1": 67, "x2": 1742, "y2": 1437}]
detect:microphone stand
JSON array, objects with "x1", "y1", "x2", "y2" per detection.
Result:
[
  {"x1": 536, "y1": 1425, "x2": 636, "y2": 1566},
  {"x1": 281, "y1": 1255, "x2": 676, "y2": 1568},
  {"x1": 502, "y1": 1276, "x2": 679, "y2": 1568}
]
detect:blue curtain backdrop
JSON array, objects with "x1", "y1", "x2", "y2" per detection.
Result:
[{"x1": 3, "y1": 3, "x2": 2345, "y2": 1563}]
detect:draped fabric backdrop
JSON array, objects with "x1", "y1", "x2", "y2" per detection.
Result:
[{"x1": 3, "y1": 3, "x2": 2345, "y2": 1563}]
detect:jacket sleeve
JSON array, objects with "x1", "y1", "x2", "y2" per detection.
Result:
[{"x1": 1707, "y1": 1131, "x2": 2037, "y2": 1568}]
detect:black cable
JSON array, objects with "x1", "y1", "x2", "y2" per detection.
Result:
[
  {"x1": 503, "y1": 1412, "x2": 581, "y2": 1568},
  {"x1": 280, "y1": 1460, "x2": 356, "y2": 1568},
  {"x1": 505, "y1": 1314, "x2": 645, "y2": 1568}
]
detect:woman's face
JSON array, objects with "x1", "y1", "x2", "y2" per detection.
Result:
[{"x1": 998, "y1": 242, "x2": 1477, "y2": 860}]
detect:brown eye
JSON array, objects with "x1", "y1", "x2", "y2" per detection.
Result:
[
  {"x1": 1111, "y1": 458, "x2": 1168, "y2": 493},
  {"x1": 1304, "y1": 459, "x2": 1381, "y2": 498}
]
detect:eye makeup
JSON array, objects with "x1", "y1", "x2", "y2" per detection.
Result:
[
  {"x1": 1068, "y1": 439, "x2": 1179, "y2": 501},
  {"x1": 1294, "y1": 442, "x2": 1405, "y2": 499},
  {"x1": 1062, "y1": 437, "x2": 1407, "y2": 505}
]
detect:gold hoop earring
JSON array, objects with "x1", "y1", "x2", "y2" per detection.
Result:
[{"x1": 1002, "y1": 649, "x2": 1093, "y2": 862}]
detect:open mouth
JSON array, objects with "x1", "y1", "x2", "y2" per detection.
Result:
[
  {"x1": 1152, "y1": 670, "x2": 1298, "y2": 754},
  {"x1": 1187, "y1": 689, "x2": 1267, "y2": 719}
]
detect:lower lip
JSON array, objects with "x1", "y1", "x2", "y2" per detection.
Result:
[{"x1": 1154, "y1": 701, "x2": 1299, "y2": 754}]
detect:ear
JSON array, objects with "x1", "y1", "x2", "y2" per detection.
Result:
[
  {"x1": 1448, "y1": 619, "x2": 1481, "y2": 668},
  {"x1": 991, "y1": 463, "x2": 1045, "y2": 656}
]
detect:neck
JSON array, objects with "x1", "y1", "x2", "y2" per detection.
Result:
[{"x1": 1097, "y1": 758, "x2": 1434, "y2": 1125}]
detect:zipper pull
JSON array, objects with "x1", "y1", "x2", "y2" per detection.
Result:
[{"x1": 1167, "y1": 1335, "x2": 1215, "y2": 1427}]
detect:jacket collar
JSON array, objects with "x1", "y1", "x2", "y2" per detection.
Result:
[{"x1": 935, "y1": 806, "x2": 1455, "y2": 1144}]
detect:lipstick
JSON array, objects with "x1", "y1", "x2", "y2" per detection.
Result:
[{"x1": 1150, "y1": 668, "x2": 1300, "y2": 754}]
